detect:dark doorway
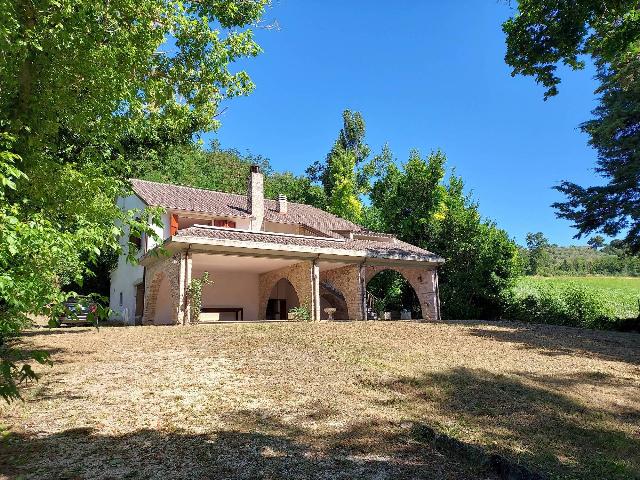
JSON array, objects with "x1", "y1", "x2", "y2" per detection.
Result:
[
  {"x1": 266, "y1": 299, "x2": 287, "y2": 320},
  {"x1": 135, "y1": 283, "x2": 145, "y2": 325},
  {"x1": 265, "y1": 278, "x2": 299, "y2": 320}
]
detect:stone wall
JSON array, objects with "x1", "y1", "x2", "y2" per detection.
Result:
[
  {"x1": 365, "y1": 265, "x2": 440, "y2": 321},
  {"x1": 258, "y1": 261, "x2": 313, "y2": 320},
  {"x1": 142, "y1": 254, "x2": 440, "y2": 324},
  {"x1": 320, "y1": 265, "x2": 363, "y2": 320},
  {"x1": 142, "y1": 252, "x2": 184, "y2": 325}
]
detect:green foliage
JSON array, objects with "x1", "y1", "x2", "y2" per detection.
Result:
[
  {"x1": 366, "y1": 270, "x2": 420, "y2": 317},
  {"x1": 360, "y1": 205, "x2": 385, "y2": 232},
  {"x1": 370, "y1": 149, "x2": 521, "y2": 319},
  {"x1": 503, "y1": 0, "x2": 638, "y2": 99},
  {"x1": 0, "y1": 347, "x2": 52, "y2": 403},
  {"x1": 522, "y1": 234, "x2": 640, "y2": 276},
  {"x1": 503, "y1": 282, "x2": 610, "y2": 330},
  {"x1": 0, "y1": 0, "x2": 266, "y2": 401},
  {"x1": 519, "y1": 276, "x2": 640, "y2": 320},
  {"x1": 326, "y1": 146, "x2": 362, "y2": 223},
  {"x1": 504, "y1": 276, "x2": 640, "y2": 330},
  {"x1": 553, "y1": 54, "x2": 640, "y2": 252},
  {"x1": 503, "y1": 1, "x2": 640, "y2": 252},
  {"x1": 138, "y1": 142, "x2": 327, "y2": 208},
  {"x1": 266, "y1": 171, "x2": 327, "y2": 208},
  {"x1": 307, "y1": 110, "x2": 370, "y2": 222},
  {"x1": 186, "y1": 272, "x2": 213, "y2": 324},
  {"x1": 588, "y1": 235, "x2": 606, "y2": 250},
  {"x1": 288, "y1": 304, "x2": 311, "y2": 321},
  {"x1": 525, "y1": 232, "x2": 551, "y2": 275}
]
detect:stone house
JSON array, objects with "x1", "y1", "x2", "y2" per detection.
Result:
[{"x1": 109, "y1": 166, "x2": 444, "y2": 324}]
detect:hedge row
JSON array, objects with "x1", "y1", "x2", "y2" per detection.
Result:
[{"x1": 501, "y1": 282, "x2": 639, "y2": 332}]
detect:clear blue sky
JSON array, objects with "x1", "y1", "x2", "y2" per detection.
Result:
[{"x1": 206, "y1": 1, "x2": 602, "y2": 247}]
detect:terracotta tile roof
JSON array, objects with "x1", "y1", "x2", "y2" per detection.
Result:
[
  {"x1": 175, "y1": 226, "x2": 442, "y2": 262},
  {"x1": 130, "y1": 179, "x2": 251, "y2": 217},
  {"x1": 130, "y1": 178, "x2": 362, "y2": 236}
]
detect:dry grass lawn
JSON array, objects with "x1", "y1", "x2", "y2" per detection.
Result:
[{"x1": 1, "y1": 321, "x2": 639, "y2": 480}]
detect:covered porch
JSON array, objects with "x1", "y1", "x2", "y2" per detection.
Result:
[{"x1": 140, "y1": 248, "x2": 441, "y2": 325}]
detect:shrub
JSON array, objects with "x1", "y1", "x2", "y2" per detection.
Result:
[
  {"x1": 502, "y1": 281, "x2": 613, "y2": 329},
  {"x1": 186, "y1": 272, "x2": 213, "y2": 324},
  {"x1": 288, "y1": 305, "x2": 311, "y2": 321}
]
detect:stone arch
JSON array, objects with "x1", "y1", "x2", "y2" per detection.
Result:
[
  {"x1": 265, "y1": 278, "x2": 300, "y2": 319},
  {"x1": 319, "y1": 281, "x2": 349, "y2": 320},
  {"x1": 142, "y1": 254, "x2": 183, "y2": 325},
  {"x1": 365, "y1": 266, "x2": 438, "y2": 320},
  {"x1": 258, "y1": 261, "x2": 313, "y2": 320},
  {"x1": 319, "y1": 265, "x2": 362, "y2": 320}
]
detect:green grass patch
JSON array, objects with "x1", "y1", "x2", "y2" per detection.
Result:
[{"x1": 517, "y1": 276, "x2": 640, "y2": 320}]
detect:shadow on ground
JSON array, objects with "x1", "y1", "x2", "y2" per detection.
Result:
[
  {"x1": 371, "y1": 366, "x2": 640, "y2": 480},
  {"x1": 0, "y1": 416, "x2": 492, "y2": 480},
  {"x1": 446, "y1": 320, "x2": 640, "y2": 365},
  {"x1": 20, "y1": 327, "x2": 96, "y2": 337}
]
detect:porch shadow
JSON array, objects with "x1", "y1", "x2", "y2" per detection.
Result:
[
  {"x1": 461, "y1": 320, "x2": 640, "y2": 365},
  {"x1": 0, "y1": 420, "x2": 492, "y2": 480},
  {"x1": 368, "y1": 366, "x2": 640, "y2": 480}
]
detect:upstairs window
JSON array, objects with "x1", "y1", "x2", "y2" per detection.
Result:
[
  {"x1": 128, "y1": 217, "x2": 144, "y2": 251},
  {"x1": 129, "y1": 233, "x2": 142, "y2": 250},
  {"x1": 213, "y1": 219, "x2": 236, "y2": 228},
  {"x1": 170, "y1": 213, "x2": 237, "y2": 233}
]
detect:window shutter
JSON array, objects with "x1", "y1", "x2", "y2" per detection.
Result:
[
  {"x1": 170, "y1": 214, "x2": 179, "y2": 235},
  {"x1": 227, "y1": 220, "x2": 236, "y2": 228}
]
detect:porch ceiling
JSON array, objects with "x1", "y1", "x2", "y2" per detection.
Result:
[
  {"x1": 191, "y1": 253, "x2": 350, "y2": 274},
  {"x1": 192, "y1": 253, "x2": 301, "y2": 274}
]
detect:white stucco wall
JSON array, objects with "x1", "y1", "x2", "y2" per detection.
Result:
[
  {"x1": 109, "y1": 194, "x2": 158, "y2": 324},
  {"x1": 233, "y1": 217, "x2": 252, "y2": 230},
  {"x1": 146, "y1": 210, "x2": 170, "y2": 251},
  {"x1": 194, "y1": 268, "x2": 260, "y2": 320}
]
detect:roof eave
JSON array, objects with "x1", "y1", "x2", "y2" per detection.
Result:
[{"x1": 140, "y1": 235, "x2": 444, "y2": 268}]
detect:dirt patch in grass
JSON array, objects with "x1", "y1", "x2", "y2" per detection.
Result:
[{"x1": 1, "y1": 321, "x2": 639, "y2": 479}]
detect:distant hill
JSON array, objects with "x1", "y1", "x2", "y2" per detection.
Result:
[{"x1": 521, "y1": 244, "x2": 640, "y2": 277}]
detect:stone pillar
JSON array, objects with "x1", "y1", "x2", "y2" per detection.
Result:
[
  {"x1": 433, "y1": 269, "x2": 441, "y2": 321},
  {"x1": 177, "y1": 252, "x2": 186, "y2": 325},
  {"x1": 248, "y1": 165, "x2": 264, "y2": 231},
  {"x1": 312, "y1": 259, "x2": 321, "y2": 321},
  {"x1": 359, "y1": 264, "x2": 367, "y2": 321}
]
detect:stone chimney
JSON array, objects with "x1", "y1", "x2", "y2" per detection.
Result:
[
  {"x1": 277, "y1": 194, "x2": 288, "y2": 214},
  {"x1": 248, "y1": 165, "x2": 264, "y2": 231}
]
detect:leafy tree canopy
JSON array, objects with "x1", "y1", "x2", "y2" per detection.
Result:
[
  {"x1": 525, "y1": 231, "x2": 552, "y2": 275},
  {"x1": 503, "y1": 0, "x2": 640, "y2": 252},
  {"x1": 588, "y1": 235, "x2": 606, "y2": 249},
  {"x1": 137, "y1": 141, "x2": 327, "y2": 208},
  {"x1": 307, "y1": 110, "x2": 370, "y2": 223},
  {"x1": 370, "y1": 148, "x2": 521, "y2": 320},
  {"x1": 0, "y1": 0, "x2": 266, "y2": 401}
]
